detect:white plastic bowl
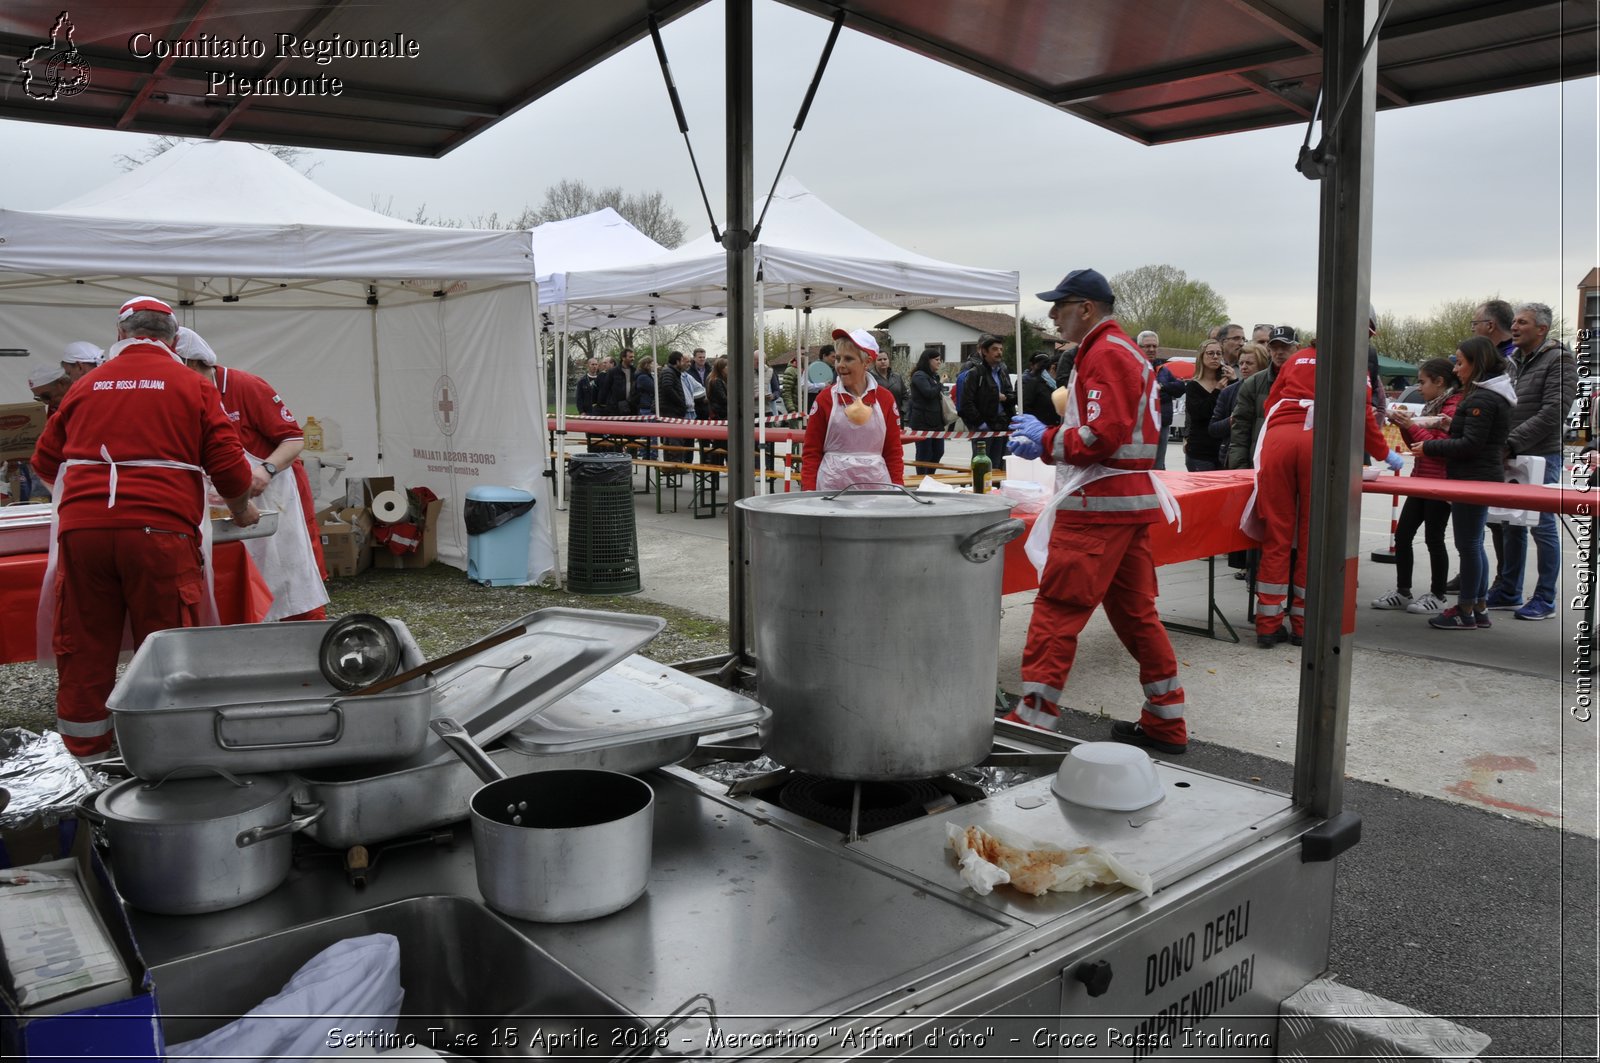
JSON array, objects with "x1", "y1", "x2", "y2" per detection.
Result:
[{"x1": 1052, "y1": 742, "x2": 1166, "y2": 811}]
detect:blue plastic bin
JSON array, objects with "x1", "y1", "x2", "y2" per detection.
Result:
[{"x1": 464, "y1": 485, "x2": 536, "y2": 586}]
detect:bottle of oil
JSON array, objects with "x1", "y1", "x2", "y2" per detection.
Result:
[
  {"x1": 303, "y1": 415, "x2": 323, "y2": 452},
  {"x1": 971, "y1": 444, "x2": 991, "y2": 493}
]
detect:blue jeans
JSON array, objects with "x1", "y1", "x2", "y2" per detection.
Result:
[
  {"x1": 1185, "y1": 455, "x2": 1219, "y2": 473},
  {"x1": 1492, "y1": 452, "x2": 1560, "y2": 606},
  {"x1": 914, "y1": 437, "x2": 945, "y2": 469},
  {"x1": 1155, "y1": 430, "x2": 1171, "y2": 471},
  {"x1": 1452, "y1": 501, "x2": 1489, "y2": 610}
]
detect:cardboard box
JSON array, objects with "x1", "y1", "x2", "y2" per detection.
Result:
[
  {"x1": 0, "y1": 403, "x2": 48, "y2": 463},
  {"x1": 0, "y1": 829, "x2": 163, "y2": 1062},
  {"x1": 317, "y1": 505, "x2": 374, "y2": 578},
  {"x1": 371, "y1": 497, "x2": 441, "y2": 570}
]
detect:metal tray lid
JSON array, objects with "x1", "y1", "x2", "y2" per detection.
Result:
[
  {"x1": 500, "y1": 656, "x2": 767, "y2": 756},
  {"x1": 393, "y1": 608, "x2": 667, "y2": 768}
]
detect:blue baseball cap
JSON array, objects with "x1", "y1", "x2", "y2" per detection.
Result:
[{"x1": 1037, "y1": 268, "x2": 1115, "y2": 306}]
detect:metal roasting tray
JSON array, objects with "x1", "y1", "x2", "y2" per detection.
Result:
[
  {"x1": 0, "y1": 504, "x2": 278, "y2": 554},
  {"x1": 501, "y1": 655, "x2": 767, "y2": 756},
  {"x1": 387, "y1": 607, "x2": 667, "y2": 769},
  {"x1": 211, "y1": 509, "x2": 279, "y2": 543},
  {"x1": 294, "y1": 655, "x2": 763, "y2": 849},
  {"x1": 107, "y1": 619, "x2": 431, "y2": 780}
]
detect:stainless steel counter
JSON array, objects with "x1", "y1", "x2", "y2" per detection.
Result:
[{"x1": 133, "y1": 749, "x2": 1322, "y2": 1058}]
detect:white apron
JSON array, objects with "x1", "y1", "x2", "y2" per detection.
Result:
[
  {"x1": 1238, "y1": 397, "x2": 1314, "y2": 541},
  {"x1": 1023, "y1": 370, "x2": 1181, "y2": 578},
  {"x1": 242, "y1": 455, "x2": 328, "y2": 620},
  {"x1": 35, "y1": 446, "x2": 219, "y2": 665},
  {"x1": 815, "y1": 383, "x2": 890, "y2": 491}
]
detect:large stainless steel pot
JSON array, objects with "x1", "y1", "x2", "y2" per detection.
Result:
[
  {"x1": 81, "y1": 768, "x2": 323, "y2": 915},
  {"x1": 737, "y1": 486, "x2": 1024, "y2": 780},
  {"x1": 431, "y1": 718, "x2": 654, "y2": 923}
]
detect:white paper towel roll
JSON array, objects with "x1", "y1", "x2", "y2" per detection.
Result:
[{"x1": 370, "y1": 490, "x2": 410, "y2": 525}]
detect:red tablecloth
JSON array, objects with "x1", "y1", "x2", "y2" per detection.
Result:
[
  {"x1": 0, "y1": 542, "x2": 273, "y2": 664},
  {"x1": 1002, "y1": 470, "x2": 1258, "y2": 594},
  {"x1": 1360, "y1": 475, "x2": 1589, "y2": 514}
]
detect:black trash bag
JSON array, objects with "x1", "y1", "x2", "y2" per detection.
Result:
[
  {"x1": 464, "y1": 497, "x2": 536, "y2": 535},
  {"x1": 569, "y1": 453, "x2": 633, "y2": 486}
]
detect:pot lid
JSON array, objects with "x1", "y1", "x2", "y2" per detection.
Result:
[
  {"x1": 98, "y1": 769, "x2": 289, "y2": 823},
  {"x1": 391, "y1": 607, "x2": 667, "y2": 769},
  {"x1": 502, "y1": 656, "x2": 767, "y2": 755},
  {"x1": 736, "y1": 488, "x2": 1014, "y2": 520}
]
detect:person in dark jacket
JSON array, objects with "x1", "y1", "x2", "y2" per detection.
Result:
[
  {"x1": 1182, "y1": 340, "x2": 1227, "y2": 471},
  {"x1": 574, "y1": 358, "x2": 601, "y2": 415},
  {"x1": 1052, "y1": 341, "x2": 1078, "y2": 385},
  {"x1": 704, "y1": 356, "x2": 729, "y2": 468},
  {"x1": 1485, "y1": 302, "x2": 1577, "y2": 621},
  {"x1": 957, "y1": 335, "x2": 1016, "y2": 470},
  {"x1": 1020, "y1": 351, "x2": 1061, "y2": 427},
  {"x1": 870, "y1": 354, "x2": 910, "y2": 424},
  {"x1": 906, "y1": 348, "x2": 948, "y2": 470},
  {"x1": 1209, "y1": 343, "x2": 1264, "y2": 469},
  {"x1": 1419, "y1": 336, "x2": 1518, "y2": 630},
  {"x1": 599, "y1": 348, "x2": 636, "y2": 416}
]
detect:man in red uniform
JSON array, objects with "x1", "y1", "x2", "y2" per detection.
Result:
[
  {"x1": 1003, "y1": 269, "x2": 1189, "y2": 755},
  {"x1": 177, "y1": 327, "x2": 329, "y2": 621},
  {"x1": 1250, "y1": 325, "x2": 1402, "y2": 646},
  {"x1": 31, "y1": 297, "x2": 258, "y2": 757}
]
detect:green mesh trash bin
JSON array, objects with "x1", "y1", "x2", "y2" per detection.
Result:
[{"x1": 566, "y1": 453, "x2": 641, "y2": 595}]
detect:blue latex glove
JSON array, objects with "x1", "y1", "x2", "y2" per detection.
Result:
[
  {"x1": 1007, "y1": 414, "x2": 1047, "y2": 460},
  {"x1": 1384, "y1": 449, "x2": 1405, "y2": 473},
  {"x1": 1010, "y1": 414, "x2": 1047, "y2": 446},
  {"x1": 1008, "y1": 433, "x2": 1043, "y2": 460}
]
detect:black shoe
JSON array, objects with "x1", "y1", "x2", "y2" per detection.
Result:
[
  {"x1": 1110, "y1": 720, "x2": 1187, "y2": 755},
  {"x1": 1257, "y1": 628, "x2": 1289, "y2": 649},
  {"x1": 1290, "y1": 634, "x2": 1303, "y2": 647},
  {"x1": 1445, "y1": 574, "x2": 1460, "y2": 593}
]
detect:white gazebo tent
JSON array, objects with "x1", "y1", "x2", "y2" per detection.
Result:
[
  {"x1": 0, "y1": 141, "x2": 556, "y2": 583},
  {"x1": 563, "y1": 176, "x2": 1020, "y2": 483},
  {"x1": 565, "y1": 176, "x2": 1018, "y2": 316}
]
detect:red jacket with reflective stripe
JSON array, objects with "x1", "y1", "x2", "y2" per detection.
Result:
[
  {"x1": 1264, "y1": 348, "x2": 1390, "y2": 462},
  {"x1": 31, "y1": 342, "x2": 253, "y2": 535},
  {"x1": 1039, "y1": 318, "x2": 1164, "y2": 524}
]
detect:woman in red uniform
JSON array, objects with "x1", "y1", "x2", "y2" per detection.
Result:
[
  {"x1": 1249, "y1": 326, "x2": 1401, "y2": 647},
  {"x1": 800, "y1": 329, "x2": 904, "y2": 491}
]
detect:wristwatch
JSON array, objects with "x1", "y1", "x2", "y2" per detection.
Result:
[{"x1": 261, "y1": 461, "x2": 278, "y2": 477}]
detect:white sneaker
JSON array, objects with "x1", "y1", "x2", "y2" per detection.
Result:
[
  {"x1": 1371, "y1": 590, "x2": 1412, "y2": 610},
  {"x1": 1405, "y1": 592, "x2": 1445, "y2": 614}
]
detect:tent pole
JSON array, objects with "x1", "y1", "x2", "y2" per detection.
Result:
[
  {"x1": 1013, "y1": 302, "x2": 1023, "y2": 392},
  {"x1": 725, "y1": 0, "x2": 756, "y2": 665},
  {"x1": 556, "y1": 303, "x2": 569, "y2": 512},
  {"x1": 369, "y1": 299, "x2": 383, "y2": 468},
  {"x1": 532, "y1": 283, "x2": 564, "y2": 588},
  {"x1": 1294, "y1": 0, "x2": 1379, "y2": 819}
]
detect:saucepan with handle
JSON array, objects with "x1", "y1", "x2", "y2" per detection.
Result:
[{"x1": 429, "y1": 717, "x2": 654, "y2": 923}]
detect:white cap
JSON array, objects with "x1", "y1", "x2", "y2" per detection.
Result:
[
  {"x1": 117, "y1": 295, "x2": 175, "y2": 320},
  {"x1": 29, "y1": 363, "x2": 67, "y2": 390},
  {"x1": 830, "y1": 328, "x2": 880, "y2": 356},
  {"x1": 175, "y1": 326, "x2": 217, "y2": 366},
  {"x1": 61, "y1": 341, "x2": 104, "y2": 365}
]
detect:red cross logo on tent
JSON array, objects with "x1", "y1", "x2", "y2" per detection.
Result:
[{"x1": 433, "y1": 374, "x2": 459, "y2": 437}]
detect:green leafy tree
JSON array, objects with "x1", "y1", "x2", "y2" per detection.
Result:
[{"x1": 1110, "y1": 264, "x2": 1229, "y2": 350}]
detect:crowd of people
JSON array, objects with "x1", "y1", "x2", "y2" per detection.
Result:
[{"x1": 13, "y1": 297, "x2": 330, "y2": 760}]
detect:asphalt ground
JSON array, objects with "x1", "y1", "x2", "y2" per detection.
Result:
[{"x1": 550, "y1": 439, "x2": 1600, "y2": 1058}]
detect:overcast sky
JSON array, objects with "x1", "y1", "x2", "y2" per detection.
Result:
[{"x1": 2, "y1": 0, "x2": 1596, "y2": 345}]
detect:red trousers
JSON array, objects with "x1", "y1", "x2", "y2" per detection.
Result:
[
  {"x1": 1011, "y1": 520, "x2": 1187, "y2": 745},
  {"x1": 1254, "y1": 420, "x2": 1314, "y2": 637},
  {"x1": 53, "y1": 527, "x2": 206, "y2": 755}
]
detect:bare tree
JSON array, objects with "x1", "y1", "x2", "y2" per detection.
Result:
[
  {"x1": 115, "y1": 135, "x2": 318, "y2": 175},
  {"x1": 531, "y1": 180, "x2": 687, "y2": 248}
]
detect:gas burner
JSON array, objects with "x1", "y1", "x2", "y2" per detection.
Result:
[{"x1": 779, "y1": 774, "x2": 947, "y2": 835}]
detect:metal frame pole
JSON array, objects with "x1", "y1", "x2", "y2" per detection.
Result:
[
  {"x1": 725, "y1": 0, "x2": 756, "y2": 663},
  {"x1": 1295, "y1": 0, "x2": 1378, "y2": 818}
]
